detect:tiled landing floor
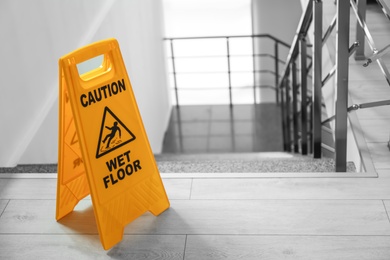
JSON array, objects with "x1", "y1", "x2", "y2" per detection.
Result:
[{"x1": 162, "y1": 104, "x2": 283, "y2": 154}]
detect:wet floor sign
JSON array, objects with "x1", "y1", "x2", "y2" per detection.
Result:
[{"x1": 56, "y1": 38, "x2": 170, "y2": 250}]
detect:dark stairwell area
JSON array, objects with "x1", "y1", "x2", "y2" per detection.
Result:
[{"x1": 161, "y1": 103, "x2": 283, "y2": 154}]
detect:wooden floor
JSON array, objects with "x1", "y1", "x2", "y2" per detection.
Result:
[
  {"x1": 2, "y1": 3, "x2": 390, "y2": 260},
  {"x1": 1, "y1": 170, "x2": 390, "y2": 259}
]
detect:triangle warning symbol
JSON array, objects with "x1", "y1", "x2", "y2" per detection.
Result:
[{"x1": 96, "y1": 106, "x2": 136, "y2": 159}]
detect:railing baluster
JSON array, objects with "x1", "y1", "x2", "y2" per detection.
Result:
[
  {"x1": 226, "y1": 37, "x2": 233, "y2": 106},
  {"x1": 309, "y1": 102, "x2": 313, "y2": 154},
  {"x1": 252, "y1": 35, "x2": 257, "y2": 104},
  {"x1": 292, "y1": 61, "x2": 299, "y2": 153},
  {"x1": 280, "y1": 80, "x2": 287, "y2": 151},
  {"x1": 299, "y1": 35, "x2": 308, "y2": 155},
  {"x1": 355, "y1": 0, "x2": 367, "y2": 60},
  {"x1": 285, "y1": 73, "x2": 292, "y2": 152},
  {"x1": 312, "y1": 0, "x2": 323, "y2": 158},
  {"x1": 322, "y1": 13, "x2": 337, "y2": 47},
  {"x1": 170, "y1": 39, "x2": 180, "y2": 107},
  {"x1": 335, "y1": 0, "x2": 350, "y2": 172},
  {"x1": 274, "y1": 41, "x2": 280, "y2": 104}
]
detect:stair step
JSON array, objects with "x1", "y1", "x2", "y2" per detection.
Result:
[
  {"x1": 156, "y1": 152, "x2": 356, "y2": 173},
  {"x1": 155, "y1": 152, "x2": 299, "y2": 162}
]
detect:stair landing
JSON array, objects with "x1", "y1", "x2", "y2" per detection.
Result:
[{"x1": 162, "y1": 104, "x2": 283, "y2": 154}]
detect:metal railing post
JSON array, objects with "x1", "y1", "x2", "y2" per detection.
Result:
[
  {"x1": 299, "y1": 35, "x2": 308, "y2": 155},
  {"x1": 313, "y1": 0, "x2": 323, "y2": 158},
  {"x1": 355, "y1": 0, "x2": 367, "y2": 60},
  {"x1": 285, "y1": 72, "x2": 292, "y2": 152},
  {"x1": 292, "y1": 61, "x2": 299, "y2": 153},
  {"x1": 275, "y1": 41, "x2": 280, "y2": 104},
  {"x1": 170, "y1": 39, "x2": 180, "y2": 107},
  {"x1": 309, "y1": 103, "x2": 313, "y2": 154},
  {"x1": 335, "y1": 0, "x2": 350, "y2": 172},
  {"x1": 252, "y1": 35, "x2": 257, "y2": 104},
  {"x1": 280, "y1": 79, "x2": 288, "y2": 151},
  {"x1": 226, "y1": 37, "x2": 233, "y2": 106}
]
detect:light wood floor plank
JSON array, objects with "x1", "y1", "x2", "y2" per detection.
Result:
[
  {"x1": 349, "y1": 61, "x2": 388, "y2": 81},
  {"x1": 190, "y1": 178, "x2": 390, "y2": 200},
  {"x1": 185, "y1": 235, "x2": 390, "y2": 260},
  {"x1": 2, "y1": 199, "x2": 389, "y2": 236},
  {"x1": 0, "y1": 200, "x2": 8, "y2": 216},
  {"x1": 0, "y1": 178, "x2": 191, "y2": 200},
  {"x1": 125, "y1": 200, "x2": 390, "y2": 236},
  {"x1": 0, "y1": 234, "x2": 185, "y2": 260},
  {"x1": 0, "y1": 199, "x2": 98, "y2": 234},
  {"x1": 368, "y1": 143, "x2": 390, "y2": 169},
  {"x1": 359, "y1": 119, "x2": 390, "y2": 143},
  {"x1": 0, "y1": 179, "x2": 56, "y2": 200},
  {"x1": 382, "y1": 200, "x2": 390, "y2": 222},
  {"x1": 163, "y1": 178, "x2": 192, "y2": 200},
  {"x1": 378, "y1": 169, "x2": 390, "y2": 178}
]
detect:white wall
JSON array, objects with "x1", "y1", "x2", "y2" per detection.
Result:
[
  {"x1": 163, "y1": 0, "x2": 252, "y2": 38},
  {"x1": 251, "y1": 0, "x2": 302, "y2": 102},
  {"x1": 0, "y1": 0, "x2": 171, "y2": 167},
  {"x1": 252, "y1": 0, "x2": 301, "y2": 45},
  {"x1": 162, "y1": 0, "x2": 253, "y2": 105}
]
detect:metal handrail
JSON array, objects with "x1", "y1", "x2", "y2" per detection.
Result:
[
  {"x1": 164, "y1": 34, "x2": 291, "y2": 106},
  {"x1": 278, "y1": 0, "x2": 390, "y2": 172},
  {"x1": 164, "y1": 34, "x2": 290, "y2": 47},
  {"x1": 278, "y1": 0, "x2": 313, "y2": 88}
]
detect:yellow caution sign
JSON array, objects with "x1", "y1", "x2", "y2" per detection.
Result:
[{"x1": 56, "y1": 38, "x2": 170, "y2": 250}]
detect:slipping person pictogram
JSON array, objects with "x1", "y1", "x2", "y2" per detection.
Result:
[
  {"x1": 102, "y1": 121, "x2": 121, "y2": 148},
  {"x1": 96, "y1": 106, "x2": 136, "y2": 159}
]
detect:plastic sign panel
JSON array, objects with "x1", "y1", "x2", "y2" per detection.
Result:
[{"x1": 56, "y1": 38, "x2": 170, "y2": 250}]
